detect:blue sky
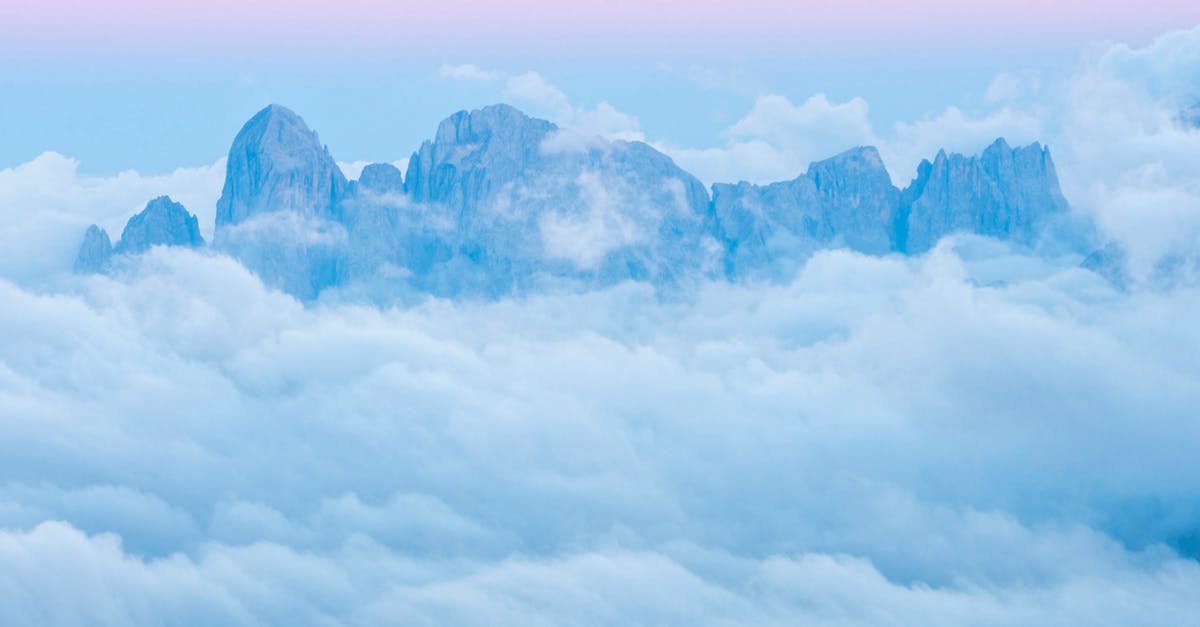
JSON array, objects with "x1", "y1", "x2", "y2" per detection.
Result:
[{"x1": 1, "y1": 53, "x2": 1075, "y2": 176}]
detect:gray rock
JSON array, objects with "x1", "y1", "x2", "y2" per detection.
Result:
[
  {"x1": 73, "y1": 225, "x2": 113, "y2": 274},
  {"x1": 902, "y1": 139, "x2": 1069, "y2": 253},
  {"x1": 711, "y1": 146, "x2": 899, "y2": 278},
  {"x1": 114, "y1": 196, "x2": 204, "y2": 255},
  {"x1": 400, "y1": 104, "x2": 717, "y2": 295},
  {"x1": 213, "y1": 104, "x2": 349, "y2": 300},
  {"x1": 1081, "y1": 242, "x2": 1130, "y2": 289},
  {"x1": 215, "y1": 104, "x2": 347, "y2": 228}
]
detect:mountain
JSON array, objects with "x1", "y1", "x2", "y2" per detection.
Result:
[
  {"x1": 902, "y1": 139, "x2": 1070, "y2": 254},
  {"x1": 399, "y1": 104, "x2": 717, "y2": 295},
  {"x1": 73, "y1": 103, "x2": 1094, "y2": 299},
  {"x1": 213, "y1": 104, "x2": 348, "y2": 300},
  {"x1": 215, "y1": 104, "x2": 347, "y2": 228},
  {"x1": 114, "y1": 196, "x2": 204, "y2": 254},
  {"x1": 711, "y1": 146, "x2": 899, "y2": 278},
  {"x1": 1181, "y1": 103, "x2": 1200, "y2": 129},
  {"x1": 73, "y1": 225, "x2": 113, "y2": 274},
  {"x1": 73, "y1": 196, "x2": 203, "y2": 274},
  {"x1": 710, "y1": 139, "x2": 1075, "y2": 277}
]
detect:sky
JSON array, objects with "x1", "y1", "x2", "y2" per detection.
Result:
[
  {"x1": 2, "y1": 0, "x2": 1199, "y2": 175},
  {"x1": 3, "y1": 3, "x2": 1200, "y2": 625}
]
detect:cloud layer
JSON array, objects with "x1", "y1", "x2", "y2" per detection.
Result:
[{"x1": 1, "y1": 239, "x2": 1199, "y2": 623}]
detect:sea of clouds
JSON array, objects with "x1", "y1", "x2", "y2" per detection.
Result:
[{"x1": 2, "y1": 27, "x2": 1200, "y2": 627}]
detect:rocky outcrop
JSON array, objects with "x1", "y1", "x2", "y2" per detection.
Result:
[
  {"x1": 73, "y1": 225, "x2": 113, "y2": 274},
  {"x1": 710, "y1": 138, "x2": 1076, "y2": 278},
  {"x1": 399, "y1": 104, "x2": 717, "y2": 295},
  {"x1": 114, "y1": 196, "x2": 204, "y2": 254},
  {"x1": 73, "y1": 196, "x2": 203, "y2": 274},
  {"x1": 213, "y1": 104, "x2": 349, "y2": 300},
  {"x1": 902, "y1": 139, "x2": 1069, "y2": 254},
  {"x1": 711, "y1": 146, "x2": 899, "y2": 278}
]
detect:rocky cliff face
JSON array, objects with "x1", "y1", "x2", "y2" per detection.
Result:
[
  {"x1": 114, "y1": 196, "x2": 204, "y2": 254},
  {"x1": 902, "y1": 139, "x2": 1069, "y2": 254},
  {"x1": 73, "y1": 225, "x2": 113, "y2": 274},
  {"x1": 399, "y1": 104, "x2": 717, "y2": 295},
  {"x1": 215, "y1": 104, "x2": 346, "y2": 229},
  {"x1": 74, "y1": 196, "x2": 203, "y2": 274},
  {"x1": 711, "y1": 139, "x2": 1075, "y2": 278},
  {"x1": 213, "y1": 104, "x2": 349, "y2": 300},
  {"x1": 711, "y1": 146, "x2": 899, "y2": 278}
]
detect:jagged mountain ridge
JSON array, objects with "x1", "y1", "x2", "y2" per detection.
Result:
[
  {"x1": 76, "y1": 103, "x2": 1085, "y2": 298},
  {"x1": 74, "y1": 196, "x2": 204, "y2": 273}
]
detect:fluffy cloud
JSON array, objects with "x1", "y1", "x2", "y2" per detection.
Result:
[
  {"x1": 660, "y1": 93, "x2": 1044, "y2": 188},
  {"x1": 662, "y1": 94, "x2": 877, "y2": 186},
  {"x1": 539, "y1": 172, "x2": 647, "y2": 269},
  {"x1": 0, "y1": 238, "x2": 1199, "y2": 622},
  {"x1": 441, "y1": 65, "x2": 644, "y2": 142},
  {"x1": 437, "y1": 64, "x2": 502, "y2": 82},
  {"x1": 1048, "y1": 28, "x2": 1200, "y2": 276}
]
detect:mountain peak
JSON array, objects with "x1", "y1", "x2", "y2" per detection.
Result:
[
  {"x1": 431, "y1": 103, "x2": 557, "y2": 152},
  {"x1": 244, "y1": 104, "x2": 310, "y2": 136},
  {"x1": 809, "y1": 145, "x2": 887, "y2": 175},
  {"x1": 73, "y1": 225, "x2": 113, "y2": 274},
  {"x1": 215, "y1": 104, "x2": 347, "y2": 230},
  {"x1": 115, "y1": 195, "x2": 204, "y2": 255},
  {"x1": 406, "y1": 104, "x2": 557, "y2": 206},
  {"x1": 903, "y1": 138, "x2": 1070, "y2": 253}
]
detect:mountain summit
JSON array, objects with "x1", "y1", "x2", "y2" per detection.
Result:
[
  {"x1": 75, "y1": 104, "x2": 1092, "y2": 300},
  {"x1": 215, "y1": 104, "x2": 347, "y2": 230},
  {"x1": 74, "y1": 196, "x2": 203, "y2": 273},
  {"x1": 212, "y1": 104, "x2": 349, "y2": 299}
]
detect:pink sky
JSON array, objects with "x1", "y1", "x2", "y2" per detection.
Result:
[{"x1": 5, "y1": 0, "x2": 1199, "y2": 61}]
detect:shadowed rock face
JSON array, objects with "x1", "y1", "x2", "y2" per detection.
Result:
[
  {"x1": 215, "y1": 104, "x2": 347, "y2": 230},
  {"x1": 73, "y1": 225, "x2": 113, "y2": 274},
  {"x1": 711, "y1": 146, "x2": 900, "y2": 278},
  {"x1": 399, "y1": 104, "x2": 717, "y2": 295},
  {"x1": 902, "y1": 139, "x2": 1069, "y2": 254},
  {"x1": 710, "y1": 139, "x2": 1074, "y2": 279},
  {"x1": 74, "y1": 197, "x2": 203, "y2": 274},
  {"x1": 1181, "y1": 103, "x2": 1200, "y2": 129},
  {"x1": 213, "y1": 104, "x2": 349, "y2": 301},
  {"x1": 114, "y1": 196, "x2": 204, "y2": 255}
]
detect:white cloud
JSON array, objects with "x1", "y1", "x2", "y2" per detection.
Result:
[
  {"x1": 539, "y1": 171, "x2": 647, "y2": 269},
  {"x1": 1, "y1": 241, "x2": 1199, "y2": 622},
  {"x1": 662, "y1": 94, "x2": 1043, "y2": 187},
  {"x1": 438, "y1": 64, "x2": 501, "y2": 82},
  {"x1": 885, "y1": 106, "x2": 1045, "y2": 182},
  {"x1": 440, "y1": 65, "x2": 644, "y2": 143},
  {"x1": 1051, "y1": 26, "x2": 1200, "y2": 278},
  {"x1": 503, "y1": 71, "x2": 574, "y2": 119},
  {"x1": 724, "y1": 93, "x2": 877, "y2": 150},
  {"x1": 659, "y1": 93, "x2": 879, "y2": 186}
]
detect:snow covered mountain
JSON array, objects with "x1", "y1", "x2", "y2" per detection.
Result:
[{"x1": 75, "y1": 104, "x2": 1093, "y2": 299}]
